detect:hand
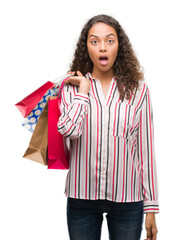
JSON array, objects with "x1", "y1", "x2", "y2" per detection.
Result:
[
  {"x1": 65, "y1": 71, "x2": 90, "y2": 95},
  {"x1": 145, "y1": 212, "x2": 158, "y2": 240}
]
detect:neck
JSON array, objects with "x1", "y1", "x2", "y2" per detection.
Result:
[{"x1": 91, "y1": 68, "x2": 115, "y2": 84}]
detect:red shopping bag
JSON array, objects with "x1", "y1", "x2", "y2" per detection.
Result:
[
  {"x1": 15, "y1": 81, "x2": 54, "y2": 117},
  {"x1": 47, "y1": 96, "x2": 70, "y2": 169}
]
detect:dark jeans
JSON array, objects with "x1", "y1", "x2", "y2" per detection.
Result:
[{"x1": 67, "y1": 197, "x2": 144, "y2": 240}]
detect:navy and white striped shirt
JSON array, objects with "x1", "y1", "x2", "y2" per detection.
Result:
[{"x1": 57, "y1": 72, "x2": 159, "y2": 213}]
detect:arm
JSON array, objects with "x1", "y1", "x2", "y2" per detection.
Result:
[
  {"x1": 137, "y1": 86, "x2": 159, "y2": 239},
  {"x1": 57, "y1": 71, "x2": 90, "y2": 139},
  {"x1": 137, "y1": 86, "x2": 159, "y2": 213},
  {"x1": 145, "y1": 212, "x2": 158, "y2": 240}
]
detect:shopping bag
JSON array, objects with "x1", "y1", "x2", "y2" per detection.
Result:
[
  {"x1": 47, "y1": 96, "x2": 70, "y2": 169},
  {"x1": 22, "y1": 87, "x2": 58, "y2": 133},
  {"x1": 15, "y1": 81, "x2": 54, "y2": 118},
  {"x1": 23, "y1": 100, "x2": 49, "y2": 165}
]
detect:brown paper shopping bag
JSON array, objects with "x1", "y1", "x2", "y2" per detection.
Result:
[{"x1": 23, "y1": 100, "x2": 49, "y2": 165}]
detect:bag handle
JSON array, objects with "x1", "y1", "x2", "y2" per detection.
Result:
[
  {"x1": 57, "y1": 76, "x2": 70, "y2": 98},
  {"x1": 52, "y1": 74, "x2": 72, "y2": 88}
]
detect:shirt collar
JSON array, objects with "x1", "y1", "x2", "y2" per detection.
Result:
[
  {"x1": 85, "y1": 72, "x2": 116, "y2": 82},
  {"x1": 85, "y1": 72, "x2": 93, "y2": 81}
]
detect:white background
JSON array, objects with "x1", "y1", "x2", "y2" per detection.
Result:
[{"x1": 0, "y1": 0, "x2": 173, "y2": 239}]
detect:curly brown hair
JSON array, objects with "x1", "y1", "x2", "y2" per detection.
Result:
[{"x1": 69, "y1": 14, "x2": 144, "y2": 101}]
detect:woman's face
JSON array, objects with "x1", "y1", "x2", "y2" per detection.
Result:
[{"x1": 87, "y1": 22, "x2": 119, "y2": 74}]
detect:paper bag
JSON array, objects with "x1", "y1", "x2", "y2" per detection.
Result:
[
  {"x1": 22, "y1": 87, "x2": 58, "y2": 132},
  {"x1": 15, "y1": 81, "x2": 54, "y2": 118},
  {"x1": 23, "y1": 100, "x2": 49, "y2": 165},
  {"x1": 47, "y1": 96, "x2": 70, "y2": 169}
]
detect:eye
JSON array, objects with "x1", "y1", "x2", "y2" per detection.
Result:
[
  {"x1": 91, "y1": 40, "x2": 98, "y2": 45},
  {"x1": 108, "y1": 39, "x2": 114, "y2": 44}
]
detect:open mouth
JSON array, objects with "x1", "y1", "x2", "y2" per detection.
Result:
[{"x1": 99, "y1": 56, "x2": 109, "y2": 66}]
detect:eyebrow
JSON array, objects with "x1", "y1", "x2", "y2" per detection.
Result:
[{"x1": 89, "y1": 33, "x2": 116, "y2": 38}]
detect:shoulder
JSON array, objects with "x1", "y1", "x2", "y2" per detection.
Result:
[
  {"x1": 136, "y1": 80, "x2": 150, "y2": 99},
  {"x1": 137, "y1": 79, "x2": 148, "y2": 92},
  {"x1": 131, "y1": 80, "x2": 149, "y2": 108},
  {"x1": 62, "y1": 83, "x2": 79, "y2": 96},
  {"x1": 61, "y1": 83, "x2": 79, "y2": 104}
]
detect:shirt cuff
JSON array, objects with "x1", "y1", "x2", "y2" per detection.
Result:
[
  {"x1": 143, "y1": 201, "x2": 159, "y2": 214},
  {"x1": 73, "y1": 93, "x2": 89, "y2": 106}
]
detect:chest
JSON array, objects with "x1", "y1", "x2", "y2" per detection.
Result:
[{"x1": 101, "y1": 83, "x2": 111, "y2": 100}]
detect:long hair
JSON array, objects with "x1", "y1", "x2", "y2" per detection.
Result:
[{"x1": 69, "y1": 14, "x2": 144, "y2": 101}]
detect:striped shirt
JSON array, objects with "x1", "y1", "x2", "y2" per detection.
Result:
[{"x1": 57, "y1": 72, "x2": 159, "y2": 213}]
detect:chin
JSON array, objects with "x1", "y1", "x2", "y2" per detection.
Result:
[{"x1": 98, "y1": 66, "x2": 113, "y2": 72}]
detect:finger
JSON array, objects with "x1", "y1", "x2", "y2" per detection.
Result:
[
  {"x1": 76, "y1": 70, "x2": 83, "y2": 76},
  {"x1": 64, "y1": 79, "x2": 68, "y2": 84},
  {"x1": 64, "y1": 77, "x2": 70, "y2": 84},
  {"x1": 152, "y1": 235, "x2": 156, "y2": 240},
  {"x1": 64, "y1": 76, "x2": 76, "y2": 84},
  {"x1": 146, "y1": 227, "x2": 152, "y2": 240},
  {"x1": 67, "y1": 71, "x2": 75, "y2": 75},
  {"x1": 152, "y1": 227, "x2": 158, "y2": 240}
]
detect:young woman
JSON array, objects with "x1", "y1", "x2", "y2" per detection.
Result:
[{"x1": 57, "y1": 14, "x2": 159, "y2": 240}]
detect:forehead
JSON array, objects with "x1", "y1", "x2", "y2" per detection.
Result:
[{"x1": 88, "y1": 22, "x2": 117, "y2": 37}]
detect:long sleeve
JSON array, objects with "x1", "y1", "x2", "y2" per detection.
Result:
[
  {"x1": 57, "y1": 85, "x2": 89, "y2": 139},
  {"x1": 137, "y1": 87, "x2": 159, "y2": 214}
]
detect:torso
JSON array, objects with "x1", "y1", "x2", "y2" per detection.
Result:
[{"x1": 101, "y1": 82, "x2": 112, "y2": 99}]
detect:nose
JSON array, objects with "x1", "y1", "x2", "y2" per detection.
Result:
[{"x1": 100, "y1": 41, "x2": 106, "y2": 52}]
